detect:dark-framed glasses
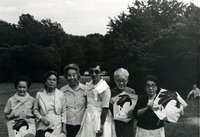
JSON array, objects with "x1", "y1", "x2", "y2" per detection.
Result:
[{"x1": 89, "y1": 70, "x2": 100, "y2": 75}]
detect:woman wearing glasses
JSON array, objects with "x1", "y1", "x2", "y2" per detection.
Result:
[
  {"x1": 34, "y1": 71, "x2": 66, "y2": 137},
  {"x1": 76, "y1": 63, "x2": 116, "y2": 137},
  {"x1": 110, "y1": 68, "x2": 137, "y2": 137},
  {"x1": 133, "y1": 75, "x2": 165, "y2": 137}
]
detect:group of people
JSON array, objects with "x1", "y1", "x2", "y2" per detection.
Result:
[{"x1": 4, "y1": 62, "x2": 181, "y2": 137}]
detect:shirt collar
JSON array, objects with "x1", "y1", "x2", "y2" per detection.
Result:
[
  {"x1": 64, "y1": 82, "x2": 85, "y2": 91},
  {"x1": 13, "y1": 92, "x2": 30, "y2": 102}
]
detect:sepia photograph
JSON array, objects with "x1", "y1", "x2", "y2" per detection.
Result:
[{"x1": 0, "y1": 0, "x2": 199, "y2": 137}]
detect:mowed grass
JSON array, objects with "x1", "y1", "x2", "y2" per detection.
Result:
[
  {"x1": 0, "y1": 76, "x2": 199, "y2": 137},
  {"x1": 164, "y1": 98, "x2": 199, "y2": 137},
  {"x1": 0, "y1": 76, "x2": 108, "y2": 137}
]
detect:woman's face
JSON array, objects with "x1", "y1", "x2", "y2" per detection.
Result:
[
  {"x1": 145, "y1": 80, "x2": 157, "y2": 96},
  {"x1": 45, "y1": 74, "x2": 57, "y2": 89},
  {"x1": 114, "y1": 75, "x2": 128, "y2": 91},
  {"x1": 17, "y1": 81, "x2": 28, "y2": 96},
  {"x1": 66, "y1": 69, "x2": 79, "y2": 87}
]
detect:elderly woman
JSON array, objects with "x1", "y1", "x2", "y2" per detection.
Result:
[
  {"x1": 110, "y1": 68, "x2": 137, "y2": 137},
  {"x1": 133, "y1": 75, "x2": 165, "y2": 137},
  {"x1": 60, "y1": 63, "x2": 86, "y2": 137},
  {"x1": 34, "y1": 71, "x2": 66, "y2": 137},
  {"x1": 4, "y1": 76, "x2": 36, "y2": 137}
]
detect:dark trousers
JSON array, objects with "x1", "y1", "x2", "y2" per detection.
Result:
[
  {"x1": 66, "y1": 124, "x2": 81, "y2": 137},
  {"x1": 115, "y1": 120, "x2": 134, "y2": 137}
]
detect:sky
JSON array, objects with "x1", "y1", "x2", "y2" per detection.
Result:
[{"x1": 0, "y1": 0, "x2": 199, "y2": 36}]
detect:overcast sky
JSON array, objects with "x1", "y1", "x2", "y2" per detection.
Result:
[{"x1": 0, "y1": 0, "x2": 199, "y2": 36}]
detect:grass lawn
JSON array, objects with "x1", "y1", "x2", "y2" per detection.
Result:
[
  {"x1": 164, "y1": 98, "x2": 199, "y2": 137},
  {"x1": 0, "y1": 76, "x2": 199, "y2": 137}
]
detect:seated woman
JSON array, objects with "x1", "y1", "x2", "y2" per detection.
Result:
[
  {"x1": 4, "y1": 76, "x2": 36, "y2": 137},
  {"x1": 33, "y1": 71, "x2": 66, "y2": 137}
]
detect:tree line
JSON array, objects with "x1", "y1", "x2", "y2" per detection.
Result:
[{"x1": 0, "y1": 0, "x2": 199, "y2": 97}]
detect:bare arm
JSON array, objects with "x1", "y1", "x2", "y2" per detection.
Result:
[
  {"x1": 137, "y1": 102, "x2": 153, "y2": 117},
  {"x1": 101, "y1": 108, "x2": 108, "y2": 126}
]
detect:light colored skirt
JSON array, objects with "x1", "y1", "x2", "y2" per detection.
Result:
[
  {"x1": 76, "y1": 104, "x2": 116, "y2": 137},
  {"x1": 135, "y1": 126, "x2": 165, "y2": 137},
  {"x1": 36, "y1": 113, "x2": 65, "y2": 137}
]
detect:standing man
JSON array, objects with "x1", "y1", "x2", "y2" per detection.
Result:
[
  {"x1": 76, "y1": 63, "x2": 116, "y2": 137},
  {"x1": 60, "y1": 63, "x2": 87, "y2": 137}
]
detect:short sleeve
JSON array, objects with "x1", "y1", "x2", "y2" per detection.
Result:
[
  {"x1": 101, "y1": 88, "x2": 111, "y2": 108},
  {"x1": 132, "y1": 96, "x2": 147, "y2": 119},
  {"x1": 4, "y1": 99, "x2": 11, "y2": 114}
]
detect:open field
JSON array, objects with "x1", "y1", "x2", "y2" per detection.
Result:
[{"x1": 0, "y1": 76, "x2": 199, "y2": 137}]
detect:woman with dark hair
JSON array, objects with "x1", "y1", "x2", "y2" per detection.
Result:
[
  {"x1": 76, "y1": 63, "x2": 116, "y2": 137},
  {"x1": 133, "y1": 75, "x2": 165, "y2": 137},
  {"x1": 60, "y1": 63, "x2": 86, "y2": 137},
  {"x1": 33, "y1": 71, "x2": 66, "y2": 137},
  {"x1": 4, "y1": 76, "x2": 36, "y2": 137}
]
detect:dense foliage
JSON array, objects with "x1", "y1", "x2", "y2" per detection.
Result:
[
  {"x1": 105, "y1": 0, "x2": 199, "y2": 95},
  {"x1": 0, "y1": 0, "x2": 199, "y2": 96}
]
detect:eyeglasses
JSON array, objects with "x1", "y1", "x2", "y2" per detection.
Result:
[
  {"x1": 89, "y1": 70, "x2": 100, "y2": 75},
  {"x1": 145, "y1": 84, "x2": 157, "y2": 88},
  {"x1": 115, "y1": 79, "x2": 128, "y2": 84},
  {"x1": 47, "y1": 78, "x2": 57, "y2": 82}
]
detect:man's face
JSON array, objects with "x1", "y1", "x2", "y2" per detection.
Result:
[
  {"x1": 45, "y1": 75, "x2": 57, "y2": 89},
  {"x1": 89, "y1": 65, "x2": 101, "y2": 82},
  {"x1": 114, "y1": 75, "x2": 128, "y2": 91}
]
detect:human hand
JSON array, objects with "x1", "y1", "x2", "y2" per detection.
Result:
[
  {"x1": 146, "y1": 102, "x2": 154, "y2": 109},
  {"x1": 40, "y1": 117, "x2": 50, "y2": 126},
  {"x1": 26, "y1": 113, "x2": 34, "y2": 119},
  {"x1": 110, "y1": 99, "x2": 115, "y2": 104},
  {"x1": 96, "y1": 125, "x2": 103, "y2": 136},
  {"x1": 126, "y1": 110, "x2": 133, "y2": 118},
  {"x1": 13, "y1": 112, "x2": 20, "y2": 118},
  {"x1": 152, "y1": 106, "x2": 159, "y2": 111}
]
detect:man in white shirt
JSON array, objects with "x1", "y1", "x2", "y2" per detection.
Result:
[{"x1": 187, "y1": 84, "x2": 200, "y2": 99}]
